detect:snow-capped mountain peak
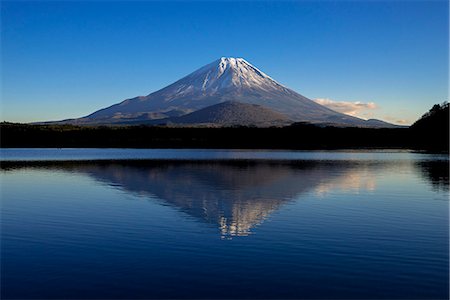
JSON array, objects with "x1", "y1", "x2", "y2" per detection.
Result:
[{"x1": 183, "y1": 57, "x2": 285, "y2": 93}]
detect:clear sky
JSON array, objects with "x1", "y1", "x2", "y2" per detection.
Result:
[{"x1": 1, "y1": 0, "x2": 448, "y2": 124}]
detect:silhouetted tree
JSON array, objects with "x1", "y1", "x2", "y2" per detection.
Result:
[{"x1": 410, "y1": 102, "x2": 449, "y2": 151}]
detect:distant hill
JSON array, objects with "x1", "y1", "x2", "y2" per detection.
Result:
[
  {"x1": 365, "y1": 119, "x2": 403, "y2": 128},
  {"x1": 165, "y1": 101, "x2": 291, "y2": 127}
]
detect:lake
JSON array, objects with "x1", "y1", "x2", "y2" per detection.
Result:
[{"x1": 1, "y1": 149, "x2": 448, "y2": 299}]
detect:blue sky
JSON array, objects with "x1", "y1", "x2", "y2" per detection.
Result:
[{"x1": 1, "y1": 0, "x2": 448, "y2": 124}]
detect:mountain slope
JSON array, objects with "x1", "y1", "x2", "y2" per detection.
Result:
[
  {"x1": 167, "y1": 101, "x2": 291, "y2": 126},
  {"x1": 63, "y1": 57, "x2": 394, "y2": 127}
]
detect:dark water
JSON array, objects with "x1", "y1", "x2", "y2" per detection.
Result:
[
  {"x1": 0, "y1": 148, "x2": 440, "y2": 161},
  {"x1": 1, "y1": 150, "x2": 448, "y2": 299}
]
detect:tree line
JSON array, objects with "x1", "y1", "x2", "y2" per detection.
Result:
[{"x1": 1, "y1": 103, "x2": 448, "y2": 151}]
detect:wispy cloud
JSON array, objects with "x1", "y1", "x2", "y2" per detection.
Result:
[
  {"x1": 382, "y1": 116, "x2": 410, "y2": 125},
  {"x1": 314, "y1": 98, "x2": 378, "y2": 119}
]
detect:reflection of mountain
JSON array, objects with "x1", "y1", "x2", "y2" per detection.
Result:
[
  {"x1": 64, "y1": 161, "x2": 380, "y2": 237},
  {"x1": 3, "y1": 159, "x2": 447, "y2": 236},
  {"x1": 78, "y1": 162, "x2": 322, "y2": 237}
]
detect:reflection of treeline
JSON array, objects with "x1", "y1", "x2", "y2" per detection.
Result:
[
  {"x1": 0, "y1": 121, "x2": 446, "y2": 151},
  {"x1": 415, "y1": 160, "x2": 449, "y2": 191}
]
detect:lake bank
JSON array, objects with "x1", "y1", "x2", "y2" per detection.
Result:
[{"x1": 1, "y1": 123, "x2": 448, "y2": 151}]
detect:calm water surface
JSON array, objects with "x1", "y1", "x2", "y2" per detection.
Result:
[{"x1": 1, "y1": 149, "x2": 448, "y2": 299}]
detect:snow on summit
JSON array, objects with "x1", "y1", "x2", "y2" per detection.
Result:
[{"x1": 180, "y1": 57, "x2": 286, "y2": 93}]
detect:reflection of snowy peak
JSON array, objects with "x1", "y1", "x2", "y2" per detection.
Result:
[
  {"x1": 65, "y1": 57, "x2": 396, "y2": 127},
  {"x1": 77, "y1": 162, "x2": 319, "y2": 237}
]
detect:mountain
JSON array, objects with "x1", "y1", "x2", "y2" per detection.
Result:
[{"x1": 58, "y1": 57, "x2": 396, "y2": 127}]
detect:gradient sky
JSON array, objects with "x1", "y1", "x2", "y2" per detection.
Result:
[{"x1": 1, "y1": 0, "x2": 448, "y2": 124}]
